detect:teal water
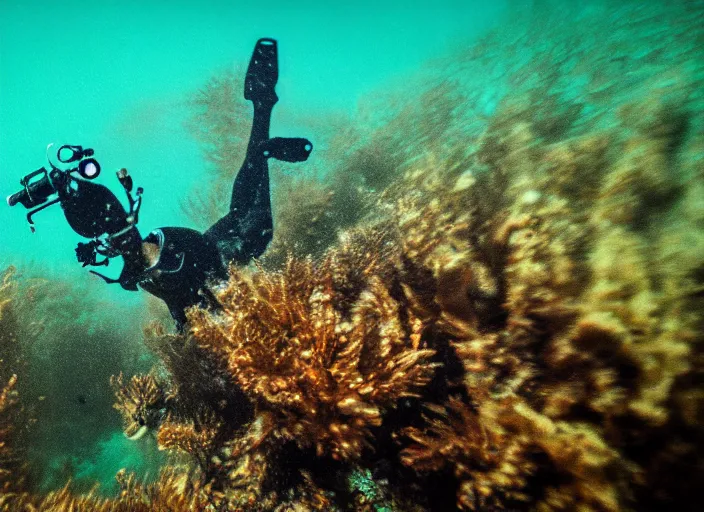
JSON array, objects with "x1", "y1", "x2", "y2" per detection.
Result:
[
  {"x1": 0, "y1": 0, "x2": 505, "y2": 273},
  {"x1": 0, "y1": 0, "x2": 507, "y2": 495}
]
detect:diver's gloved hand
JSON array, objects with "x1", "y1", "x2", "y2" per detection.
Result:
[{"x1": 262, "y1": 137, "x2": 313, "y2": 162}]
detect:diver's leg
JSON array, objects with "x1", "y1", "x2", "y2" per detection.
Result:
[
  {"x1": 205, "y1": 39, "x2": 312, "y2": 265},
  {"x1": 227, "y1": 102, "x2": 275, "y2": 260},
  {"x1": 232, "y1": 39, "x2": 313, "y2": 222},
  {"x1": 205, "y1": 40, "x2": 278, "y2": 264},
  {"x1": 229, "y1": 36, "x2": 278, "y2": 236},
  {"x1": 203, "y1": 118, "x2": 272, "y2": 264}
]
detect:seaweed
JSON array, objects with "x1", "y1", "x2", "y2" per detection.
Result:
[{"x1": 3, "y1": 0, "x2": 704, "y2": 509}]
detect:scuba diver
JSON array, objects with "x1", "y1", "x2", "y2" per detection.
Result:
[{"x1": 7, "y1": 38, "x2": 312, "y2": 329}]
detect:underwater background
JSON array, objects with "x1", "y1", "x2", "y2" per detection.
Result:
[
  {"x1": 1, "y1": 0, "x2": 703, "y2": 510},
  {"x1": 0, "y1": 0, "x2": 504, "y2": 495}
]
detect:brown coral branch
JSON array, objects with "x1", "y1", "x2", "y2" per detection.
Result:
[
  {"x1": 401, "y1": 396, "x2": 534, "y2": 511},
  {"x1": 189, "y1": 255, "x2": 437, "y2": 462},
  {"x1": 110, "y1": 373, "x2": 167, "y2": 440}
]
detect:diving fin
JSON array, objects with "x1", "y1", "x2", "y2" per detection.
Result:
[
  {"x1": 245, "y1": 38, "x2": 279, "y2": 105},
  {"x1": 263, "y1": 137, "x2": 313, "y2": 162}
]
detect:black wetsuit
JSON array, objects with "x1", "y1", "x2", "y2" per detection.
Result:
[
  {"x1": 8, "y1": 40, "x2": 307, "y2": 330},
  {"x1": 126, "y1": 39, "x2": 311, "y2": 328}
]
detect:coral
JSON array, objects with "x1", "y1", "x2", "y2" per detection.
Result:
[
  {"x1": 188, "y1": 256, "x2": 437, "y2": 461},
  {"x1": 157, "y1": 414, "x2": 221, "y2": 468},
  {"x1": 347, "y1": 467, "x2": 395, "y2": 512},
  {"x1": 3, "y1": 1, "x2": 704, "y2": 510},
  {"x1": 386, "y1": 105, "x2": 702, "y2": 509},
  {"x1": 0, "y1": 268, "x2": 35, "y2": 507},
  {"x1": 100, "y1": 226, "x2": 439, "y2": 509},
  {"x1": 3, "y1": 468, "x2": 206, "y2": 511},
  {"x1": 401, "y1": 396, "x2": 534, "y2": 511},
  {"x1": 264, "y1": 173, "x2": 340, "y2": 266},
  {"x1": 111, "y1": 373, "x2": 167, "y2": 441},
  {"x1": 0, "y1": 374, "x2": 26, "y2": 510},
  {"x1": 142, "y1": 320, "x2": 249, "y2": 422},
  {"x1": 115, "y1": 2, "x2": 704, "y2": 509}
]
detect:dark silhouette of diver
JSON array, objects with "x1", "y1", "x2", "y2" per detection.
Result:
[
  {"x1": 136, "y1": 38, "x2": 312, "y2": 327},
  {"x1": 6, "y1": 39, "x2": 312, "y2": 329}
]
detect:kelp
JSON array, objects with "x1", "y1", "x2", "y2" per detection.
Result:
[
  {"x1": 114, "y1": 98, "x2": 704, "y2": 508},
  {"x1": 3, "y1": 0, "x2": 704, "y2": 510}
]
